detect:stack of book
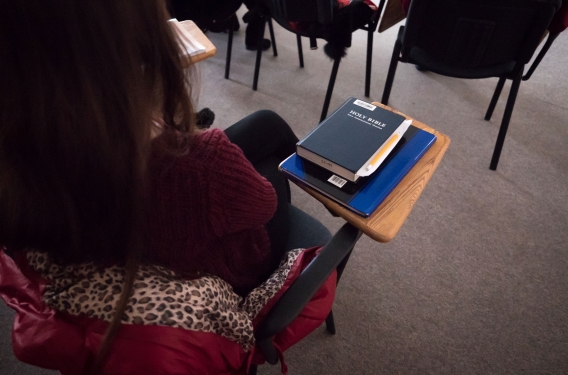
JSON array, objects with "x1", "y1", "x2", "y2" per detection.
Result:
[{"x1": 279, "y1": 98, "x2": 437, "y2": 217}]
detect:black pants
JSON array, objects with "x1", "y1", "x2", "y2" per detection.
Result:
[
  {"x1": 242, "y1": 0, "x2": 266, "y2": 47},
  {"x1": 224, "y1": 110, "x2": 299, "y2": 270}
]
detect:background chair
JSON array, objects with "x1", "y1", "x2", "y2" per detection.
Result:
[
  {"x1": 167, "y1": 0, "x2": 278, "y2": 79},
  {"x1": 380, "y1": 0, "x2": 561, "y2": 170},
  {"x1": 486, "y1": 1, "x2": 568, "y2": 119},
  {"x1": 254, "y1": 0, "x2": 385, "y2": 122}
]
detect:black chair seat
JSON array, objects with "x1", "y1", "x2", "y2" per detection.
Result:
[{"x1": 409, "y1": 47, "x2": 516, "y2": 79}]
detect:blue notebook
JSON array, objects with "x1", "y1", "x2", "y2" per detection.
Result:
[{"x1": 279, "y1": 126, "x2": 437, "y2": 217}]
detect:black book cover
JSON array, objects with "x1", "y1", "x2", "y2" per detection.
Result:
[{"x1": 297, "y1": 97, "x2": 407, "y2": 174}]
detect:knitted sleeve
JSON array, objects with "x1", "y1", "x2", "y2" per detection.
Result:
[{"x1": 204, "y1": 130, "x2": 277, "y2": 236}]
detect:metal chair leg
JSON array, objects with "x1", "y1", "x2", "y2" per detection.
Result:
[
  {"x1": 365, "y1": 23, "x2": 374, "y2": 97},
  {"x1": 325, "y1": 309, "x2": 336, "y2": 335},
  {"x1": 224, "y1": 15, "x2": 235, "y2": 80},
  {"x1": 381, "y1": 28, "x2": 404, "y2": 105},
  {"x1": 326, "y1": 230, "x2": 360, "y2": 335},
  {"x1": 252, "y1": 17, "x2": 267, "y2": 91},
  {"x1": 485, "y1": 77, "x2": 506, "y2": 121},
  {"x1": 267, "y1": 18, "x2": 278, "y2": 57},
  {"x1": 490, "y1": 72, "x2": 522, "y2": 170},
  {"x1": 296, "y1": 34, "x2": 304, "y2": 68},
  {"x1": 320, "y1": 57, "x2": 341, "y2": 122}
]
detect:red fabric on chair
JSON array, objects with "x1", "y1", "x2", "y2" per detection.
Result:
[
  {"x1": 251, "y1": 246, "x2": 337, "y2": 367},
  {"x1": 258, "y1": 248, "x2": 336, "y2": 353},
  {"x1": 549, "y1": 1, "x2": 568, "y2": 34},
  {"x1": 0, "y1": 251, "x2": 91, "y2": 374}
]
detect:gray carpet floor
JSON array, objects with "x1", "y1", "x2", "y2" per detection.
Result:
[{"x1": 2, "y1": 7, "x2": 567, "y2": 375}]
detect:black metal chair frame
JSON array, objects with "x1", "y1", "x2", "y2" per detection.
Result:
[
  {"x1": 380, "y1": 0, "x2": 560, "y2": 171},
  {"x1": 249, "y1": 0, "x2": 386, "y2": 122},
  {"x1": 225, "y1": 13, "x2": 279, "y2": 79},
  {"x1": 248, "y1": 222, "x2": 363, "y2": 375},
  {"x1": 482, "y1": 28, "x2": 562, "y2": 170}
]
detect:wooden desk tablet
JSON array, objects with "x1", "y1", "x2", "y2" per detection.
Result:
[
  {"x1": 297, "y1": 103, "x2": 450, "y2": 242},
  {"x1": 179, "y1": 20, "x2": 217, "y2": 65}
]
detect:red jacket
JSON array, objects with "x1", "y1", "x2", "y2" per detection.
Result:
[{"x1": 0, "y1": 246, "x2": 336, "y2": 375}]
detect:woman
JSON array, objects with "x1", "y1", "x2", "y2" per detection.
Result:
[
  {"x1": 147, "y1": 109, "x2": 299, "y2": 296},
  {"x1": 0, "y1": 0, "x2": 305, "y2": 372}
]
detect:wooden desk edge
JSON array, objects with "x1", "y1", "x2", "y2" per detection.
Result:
[
  {"x1": 369, "y1": 132, "x2": 450, "y2": 242},
  {"x1": 299, "y1": 103, "x2": 450, "y2": 242},
  {"x1": 179, "y1": 20, "x2": 217, "y2": 65}
]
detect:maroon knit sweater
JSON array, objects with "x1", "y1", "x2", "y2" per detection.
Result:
[{"x1": 147, "y1": 129, "x2": 277, "y2": 294}]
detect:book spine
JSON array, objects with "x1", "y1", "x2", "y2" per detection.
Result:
[
  {"x1": 297, "y1": 97, "x2": 405, "y2": 180},
  {"x1": 296, "y1": 147, "x2": 358, "y2": 182}
]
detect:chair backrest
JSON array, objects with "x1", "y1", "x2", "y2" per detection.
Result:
[
  {"x1": 401, "y1": 0, "x2": 560, "y2": 78},
  {"x1": 265, "y1": 0, "x2": 334, "y2": 25}
]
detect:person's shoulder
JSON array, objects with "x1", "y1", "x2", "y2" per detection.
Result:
[
  {"x1": 192, "y1": 128, "x2": 245, "y2": 163},
  {"x1": 149, "y1": 129, "x2": 245, "y2": 175},
  {"x1": 193, "y1": 128, "x2": 230, "y2": 149}
]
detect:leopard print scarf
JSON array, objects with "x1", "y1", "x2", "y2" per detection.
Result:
[{"x1": 27, "y1": 248, "x2": 303, "y2": 351}]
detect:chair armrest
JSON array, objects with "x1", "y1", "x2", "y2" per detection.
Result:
[{"x1": 254, "y1": 223, "x2": 361, "y2": 362}]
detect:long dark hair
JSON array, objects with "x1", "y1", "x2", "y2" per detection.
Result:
[{"x1": 0, "y1": 0, "x2": 195, "y2": 371}]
